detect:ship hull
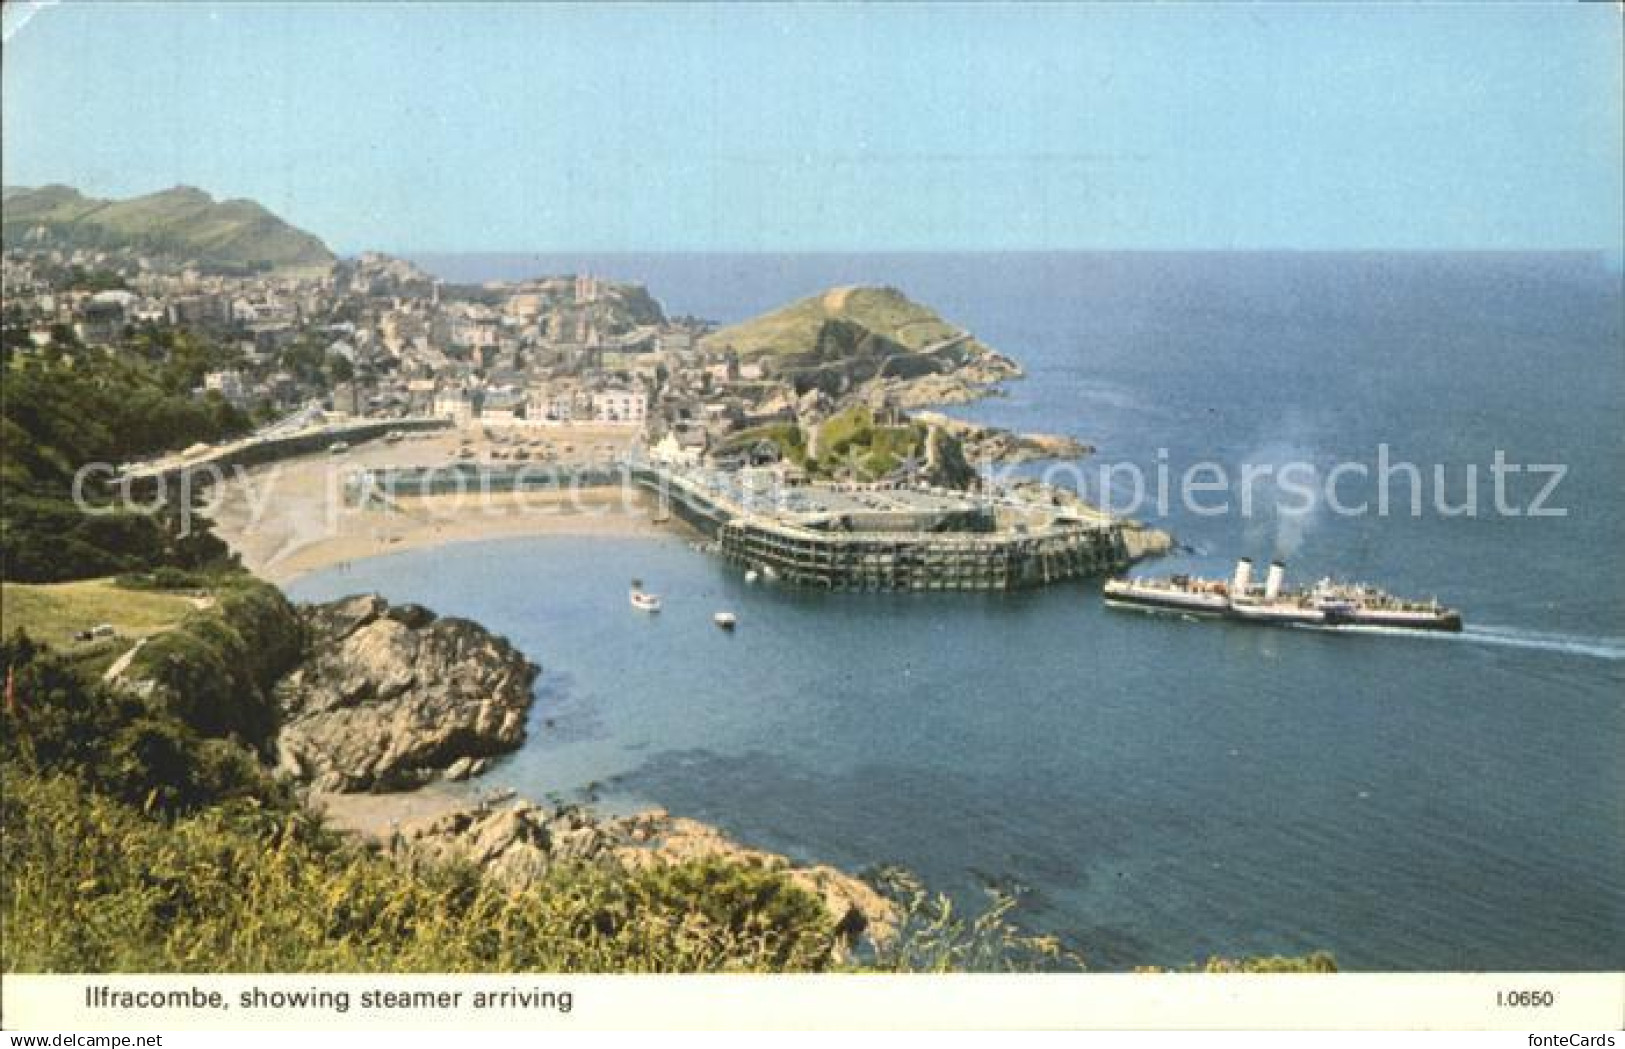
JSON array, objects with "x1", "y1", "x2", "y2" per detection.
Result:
[
  {"x1": 1341, "y1": 609, "x2": 1463, "y2": 633},
  {"x1": 1229, "y1": 603, "x2": 1326, "y2": 627},
  {"x1": 1102, "y1": 584, "x2": 1229, "y2": 617},
  {"x1": 1103, "y1": 586, "x2": 1463, "y2": 633}
]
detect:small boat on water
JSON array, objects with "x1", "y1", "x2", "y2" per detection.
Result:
[
  {"x1": 713, "y1": 611, "x2": 737, "y2": 630},
  {"x1": 744, "y1": 569, "x2": 760, "y2": 584},
  {"x1": 629, "y1": 579, "x2": 662, "y2": 613}
]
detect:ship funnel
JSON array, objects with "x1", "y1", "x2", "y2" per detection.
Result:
[
  {"x1": 1264, "y1": 561, "x2": 1285, "y2": 601},
  {"x1": 1231, "y1": 558, "x2": 1253, "y2": 595}
]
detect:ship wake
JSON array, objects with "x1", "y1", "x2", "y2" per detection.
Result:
[
  {"x1": 1458, "y1": 624, "x2": 1625, "y2": 662},
  {"x1": 1334, "y1": 622, "x2": 1625, "y2": 661}
]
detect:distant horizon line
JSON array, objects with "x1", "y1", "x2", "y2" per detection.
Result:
[{"x1": 377, "y1": 247, "x2": 1623, "y2": 259}]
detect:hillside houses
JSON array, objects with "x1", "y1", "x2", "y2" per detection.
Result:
[{"x1": 2, "y1": 246, "x2": 769, "y2": 461}]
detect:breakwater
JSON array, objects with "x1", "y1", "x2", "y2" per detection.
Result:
[{"x1": 717, "y1": 514, "x2": 1126, "y2": 590}]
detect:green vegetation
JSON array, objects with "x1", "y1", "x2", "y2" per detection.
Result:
[
  {"x1": 2, "y1": 185, "x2": 334, "y2": 271},
  {"x1": 0, "y1": 495, "x2": 232, "y2": 586},
  {"x1": 0, "y1": 619, "x2": 841, "y2": 973},
  {"x1": 3, "y1": 334, "x2": 249, "y2": 490},
  {"x1": 1, "y1": 331, "x2": 248, "y2": 583},
  {"x1": 1, "y1": 631, "x2": 279, "y2": 815},
  {"x1": 816, "y1": 406, "x2": 927, "y2": 481},
  {"x1": 717, "y1": 407, "x2": 980, "y2": 486},
  {"x1": 2, "y1": 774, "x2": 837, "y2": 973},
  {"x1": 866, "y1": 868, "x2": 1077, "y2": 972},
  {"x1": 125, "y1": 578, "x2": 305, "y2": 750},
  {"x1": 1136, "y1": 953, "x2": 1340, "y2": 974},
  {"x1": 0, "y1": 577, "x2": 199, "y2": 649},
  {"x1": 702, "y1": 286, "x2": 964, "y2": 358}
]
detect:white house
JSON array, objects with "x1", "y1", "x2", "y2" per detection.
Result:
[
  {"x1": 432, "y1": 390, "x2": 473, "y2": 425},
  {"x1": 591, "y1": 387, "x2": 647, "y2": 425},
  {"x1": 651, "y1": 427, "x2": 708, "y2": 467}
]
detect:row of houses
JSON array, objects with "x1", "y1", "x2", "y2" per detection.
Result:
[{"x1": 427, "y1": 384, "x2": 651, "y2": 426}]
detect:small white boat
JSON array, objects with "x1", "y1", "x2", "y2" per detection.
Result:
[
  {"x1": 629, "y1": 580, "x2": 662, "y2": 613},
  {"x1": 713, "y1": 611, "x2": 737, "y2": 630},
  {"x1": 744, "y1": 569, "x2": 760, "y2": 584}
]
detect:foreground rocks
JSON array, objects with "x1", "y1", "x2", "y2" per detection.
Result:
[
  {"x1": 273, "y1": 594, "x2": 538, "y2": 792},
  {"x1": 395, "y1": 801, "x2": 899, "y2": 956}
]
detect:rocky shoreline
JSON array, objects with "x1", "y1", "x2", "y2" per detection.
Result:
[
  {"x1": 911, "y1": 410, "x2": 1094, "y2": 467},
  {"x1": 387, "y1": 800, "x2": 898, "y2": 956},
  {"x1": 273, "y1": 594, "x2": 537, "y2": 792},
  {"x1": 277, "y1": 593, "x2": 897, "y2": 955}
]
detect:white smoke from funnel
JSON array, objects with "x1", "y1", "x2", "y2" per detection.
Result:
[{"x1": 1240, "y1": 431, "x2": 1322, "y2": 562}]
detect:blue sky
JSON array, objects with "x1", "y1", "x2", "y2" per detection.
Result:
[{"x1": 3, "y1": 2, "x2": 1621, "y2": 253}]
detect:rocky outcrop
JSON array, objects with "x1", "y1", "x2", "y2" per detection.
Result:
[
  {"x1": 1119, "y1": 519, "x2": 1175, "y2": 562},
  {"x1": 913, "y1": 411, "x2": 1092, "y2": 466},
  {"x1": 273, "y1": 594, "x2": 538, "y2": 792},
  {"x1": 396, "y1": 801, "x2": 898, "y2": 956}
]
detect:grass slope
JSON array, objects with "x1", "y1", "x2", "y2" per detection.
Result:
[
  {"x1": 702, "y1": 286, "x2": 963, "y2": 357},
  {"x1": 0, "y1": 578, "x2": 198, "y2": 649}
]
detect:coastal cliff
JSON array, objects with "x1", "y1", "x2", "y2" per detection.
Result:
[
  {"x1": 272, "y1": 594, "x2": 538, "y2": 792},
  {"x1": 391, "y1": 802, "x2": 899, "y2": 958}
]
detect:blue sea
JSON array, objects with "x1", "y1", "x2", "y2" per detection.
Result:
[{"x1": 291, "y1": 253, "x2": 1624, "y2": 971}]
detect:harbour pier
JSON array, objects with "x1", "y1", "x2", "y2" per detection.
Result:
[{"x1": 349, "y1": 460, "x2": 1142, "y2": 591}]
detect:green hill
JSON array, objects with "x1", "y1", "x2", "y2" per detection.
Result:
[
  {"x1": 702, "y1": 286, "x2": 967, "y2": 358},
  {"x1": 2, "y1": 185, "x2": 334, "y2": 271}
]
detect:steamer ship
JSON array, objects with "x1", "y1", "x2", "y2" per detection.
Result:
[{"x1": 1103, "y1": 558, "x2": 1463, "y2": 633}]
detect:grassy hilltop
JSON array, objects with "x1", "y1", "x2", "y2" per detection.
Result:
[
  {"x1": 2, "y1": 185, "x2": 334, "y2": 271},
  {"x1": 701, "y1": 285, "x2": 967, "y2": 357}
]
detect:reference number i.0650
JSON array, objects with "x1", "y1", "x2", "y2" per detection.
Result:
[{"x1": 1497, "y1": 990, "x2": 1555, "y2": 1008}]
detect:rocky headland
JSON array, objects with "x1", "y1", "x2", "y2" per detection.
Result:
[{"x1": 272, "y1": 594, "x2": 537, "y2": 791}]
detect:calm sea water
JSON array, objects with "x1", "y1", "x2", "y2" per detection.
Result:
[{"x1": 292, "y1": 253, "x2": 1624, "y2": 970}]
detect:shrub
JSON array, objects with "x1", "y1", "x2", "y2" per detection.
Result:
[
  {"x1": 1, "y1": 632, "x2": 273, "y2": 813},
  {"x1": 126, "y1": 579, "x2": 303, "y2": 753},
  {"x1": 1, "y1": 774, "x2": 838, "y2": 973}
]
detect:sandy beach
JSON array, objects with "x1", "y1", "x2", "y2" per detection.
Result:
[{"x1": 206, "y1": 424, "x2": 676, "y2": 585}]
